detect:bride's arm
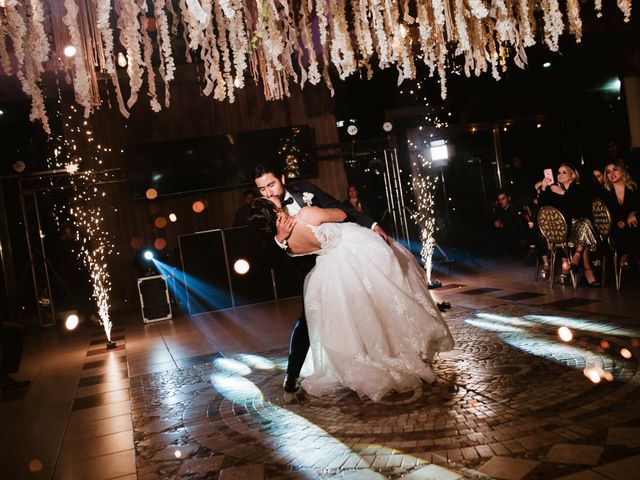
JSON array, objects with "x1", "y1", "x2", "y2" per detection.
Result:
[{"x1": 298, "y1": 206, "x2": 346, "y2": 226}]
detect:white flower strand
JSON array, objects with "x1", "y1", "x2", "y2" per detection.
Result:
[
  {"x1": 28, "y1": 0, "x2": 49, "y2": 69},
  {"x1": 4, "y1": 0, "x2": 26, "y2": 69},
  {"x1": 542, "y1": 0, "x2": 564, "y2": 51},
  {"x1": 140, "y1": 14, "x2": 161, "y2": 112},
  {"x1": 617, "y1": 0, "x2": 632, "y2": 22},
  {"x1": 0, "y1": 18, "x2": 11, "y2": 75},
  {"x1": 517, "y1": 0, "x2": 535, "y2": 47},
  {"x1": 467, "y1": 0, "x2": 488, "y2": 19},
  {"x1": 0, "y1": 0, "x2": 635, "y2": 129},
  {"x1": 566, "y1": 0, "x2": 583, "y2": 43},
  {"x1": 115, "y1": 0, "x2": 145, "y2": 109},
  {"x1": 62, "y1": 0, "x2": 94, "y2": 117},
  {"x1": 153, "y1": 0, "x2": 175, "y2": 81},
  {"x1": 96, "y1": 0, "x2": 115, "y2": 74},
  {"x1": 594, "y1": 0, "x2": 603, "y2": 18}
]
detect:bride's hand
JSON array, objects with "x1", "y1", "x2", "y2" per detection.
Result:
[
  {"x1": 373, "y1": 224, "x2": 390, "y2": 244},
  {"x1": 275, "y1": 212, "x2": 296, "y2": 244}
]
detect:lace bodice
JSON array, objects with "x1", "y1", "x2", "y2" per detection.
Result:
[{"x1": 296, "y1": 218, "x2": 343, "y2": 255}]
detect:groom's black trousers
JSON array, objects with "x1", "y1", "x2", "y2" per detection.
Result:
[
  {"x1": 287, "y1": 310, "x2": 310, "y2": 378},
  {"x1": 286, "y1": 255, "x2": 316, "y2": 379}
]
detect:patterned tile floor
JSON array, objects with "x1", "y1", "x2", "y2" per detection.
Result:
[
  {"x1": 2, "y1": 257, "x2": 640, "y2": 479},
  {"x1": 127, "y1": 300, "x2": 640, "y2": 480}
]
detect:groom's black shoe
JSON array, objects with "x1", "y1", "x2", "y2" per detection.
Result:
[
  {"x1": 437, "y1": 301, "x2": 451, "y2": 312},
  {"x1": 283, "y1": 374, "x2": 299, "y2": 393}
]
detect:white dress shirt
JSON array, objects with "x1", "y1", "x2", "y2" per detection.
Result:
[{"x1": 274, "y1": 191, "x2": 378, "y2": 250}]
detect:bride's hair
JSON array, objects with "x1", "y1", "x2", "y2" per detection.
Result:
[{"x1": 247, "y1": 197, "x2": 277, "y2": 237}]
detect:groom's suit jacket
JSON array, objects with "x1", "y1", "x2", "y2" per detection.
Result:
[
  {"x1": 286, "y1": 181, "x2": 375, "y2": 229},
  {"x1": 264, "y1": 181, "x2": 377, "y2": 277}
]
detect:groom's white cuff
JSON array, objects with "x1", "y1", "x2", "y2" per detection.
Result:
[
  {"x1": 371, "y1": 222, "x2": 378, "y2": 230},
  {"x1": 274, "y1": 237, "x2": 288, "y2": 250}
]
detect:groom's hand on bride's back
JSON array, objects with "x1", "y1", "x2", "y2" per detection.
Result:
[{"x1": 373, "y1": 224, "x2": 390, "y2": 244}]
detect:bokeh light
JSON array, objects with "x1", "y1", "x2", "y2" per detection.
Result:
[
  {"x1": 584, "y1": 367, "x2": 601, "y2": 383},
  {"x1": 28, "y1": 459, "x2": 43, "y2": 473},
  {"x1": 130, "y1": 236, "x2": 143, "y2": 249},
  {"x1": 63, "y1": 45, "x2": 76, "y2": 57},
  {"x1": 145, "y1": 188, "x2": 158, "y2": 200},
  {"x1": 558, "y1": 327, "x2": 573, "y2": 342},
  {"x1": 620, "y1": 348, "x2": 632, "y2": 359},
  {"x1": 234, "y1": 259, "x2": 250, "y2": 274},
  {"x1": 65, "y1": 314, "x2": 79, "y2": 330},
  {"x1": 169, "y1": 213, "x2": 177, "y2": 222},
  {"x1": 192, "y1": 200, "x2": 205, "y2": 213},
  {"x1": 154, "y1": 238, "x2": 167, "y2": 250},
  {"x1": 154, "y1": 216, "x2": 167, "y2": 229}
]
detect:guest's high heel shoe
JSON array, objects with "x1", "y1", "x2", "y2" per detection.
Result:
[
  {"x1": 570, "y1": 250, "x2": 583, "y2": 273},
  {"x1": 584, "y1": 268, "x2": 601, "y2": 288},
  {"x1": 540, "y1": 263, "x2": 550, "y2": 280}
]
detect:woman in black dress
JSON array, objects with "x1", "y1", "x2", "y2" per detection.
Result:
[
  {"x1": 603, "y1": 160, "x2": 639, "y2": 268},
  {"x1": 537, "y1": 163, "x2": 600, "y2": 286}
]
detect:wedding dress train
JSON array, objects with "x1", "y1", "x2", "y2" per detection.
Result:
[{"x1": 299, "y1": 221, "x2": 454, "y2": 401}]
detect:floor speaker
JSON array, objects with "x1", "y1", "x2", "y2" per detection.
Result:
[
  {"x1": 137, "y1": 275, "x2": 172, "y2": 323},
  {"x1": 179, "y1": 230, "x2": 233, "y2": 314},
  {"x1": 222, "y1": 227, "x2": 275, "y2": 307}
]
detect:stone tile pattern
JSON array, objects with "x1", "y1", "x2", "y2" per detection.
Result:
[{"x1": 129, "y1": 303, "x2": 640, "y2": 480}]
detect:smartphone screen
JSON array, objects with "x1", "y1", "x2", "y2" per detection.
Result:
[{"x1": 543, "y1": 168, "x2": 554, "y2": 184}]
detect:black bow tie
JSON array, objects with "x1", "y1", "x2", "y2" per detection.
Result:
[{"x1": 282, "y1": 197, "x2": 294, "y2": 206}]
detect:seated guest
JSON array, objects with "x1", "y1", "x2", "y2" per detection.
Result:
[
  {"x1": 589, "y1": 168, "x2": 606, "y2": 200},
  {"x1": 537, "y1": 163, "x2": 600, "y2": 286},
  {"x1": 233, "y1": 189, "x2": 257, "y2": 227},
  {"x1": 342, "y1": 184, "x2": 368, "y2": 215},
  {"x1": 603, "y1": 160, "x2": 639, "y2": 268},
  {"x1": 491, "y1": 190, "x2": 527, "y2": 257}
]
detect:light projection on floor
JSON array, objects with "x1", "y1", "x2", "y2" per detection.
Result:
[{"x1": 464, "y1": 311, "x2": 637, "y2": 385}]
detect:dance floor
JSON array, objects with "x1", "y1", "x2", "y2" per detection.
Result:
[{"x1": 1, "y1": 258, "x2": 639, "y2": 480}]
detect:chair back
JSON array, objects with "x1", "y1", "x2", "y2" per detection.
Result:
[
  {"x1": 537, "y1": 206, "x2": 568, "y2": 244},
  {"x1": 591, "y1": 198, "x2": 612, "y2": 238}
]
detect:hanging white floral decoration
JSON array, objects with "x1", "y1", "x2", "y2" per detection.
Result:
[{"x1": 0, "y1": 0, "x2": 634, "y2": 131}]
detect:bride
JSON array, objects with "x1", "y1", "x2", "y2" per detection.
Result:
[{"x1": 248, "y1": 196, "x2": 454, "y2": 401}]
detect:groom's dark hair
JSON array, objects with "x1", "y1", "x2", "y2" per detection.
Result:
[
  {"x1": 253, "y1": 162, "x2": 283, "y2": 180},
  {"x1": 247, "y1": 197, "x2": 277, "y2": 237}
]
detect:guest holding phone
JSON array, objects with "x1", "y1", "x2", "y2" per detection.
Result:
[{"x1": 536, "y1": 163, "x2": 600, "y2": 287}]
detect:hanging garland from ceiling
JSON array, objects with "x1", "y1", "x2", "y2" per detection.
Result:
[{"x1": 0, "y1": 0, "x2": 634, "y2": 133}]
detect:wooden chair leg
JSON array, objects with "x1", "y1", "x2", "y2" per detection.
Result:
[
  {"x1": 570, "y1": 270, "x2": 579, "y2": 289},
  {"x1": 601, "y1": 253, "x2": 607, "y2": 288},
  {"x1": 549, "y1": 249, "x2": 556, "y2": 287},
  {"x1": 614, "y1": 251, "x2": 622, "y2": 291}
]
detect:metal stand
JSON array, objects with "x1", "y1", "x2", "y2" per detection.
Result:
[
  {"x1": 16, "y1": 168, "x2": 125, "y2": 327},
  {"x1": 19, "y1": 188, "x2": 56, "y2": 327},
  {"x1": 382, "y1": 148, "x2": 411, "y2": 244}
]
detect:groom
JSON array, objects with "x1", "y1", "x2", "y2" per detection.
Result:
[{"x1": 253, "y1": 163, "x2": 387, "y2": 392}]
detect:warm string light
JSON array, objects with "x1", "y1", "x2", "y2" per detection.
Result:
[{"x1": 278, "y1": 128, "x2": 303, "y2": 177}]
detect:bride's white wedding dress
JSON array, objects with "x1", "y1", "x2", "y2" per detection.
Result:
[{"x1": 298, "y1": 219, "x2": 454, "y2": 401}]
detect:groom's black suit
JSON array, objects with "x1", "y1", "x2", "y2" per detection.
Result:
[{"x1": 265, "y1": 181, "x2": 376, "y2": 382}]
